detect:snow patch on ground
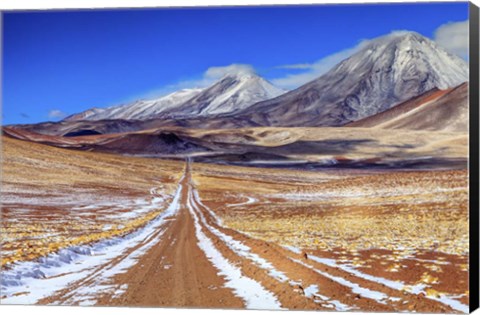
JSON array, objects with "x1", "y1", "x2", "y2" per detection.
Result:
[
  {"x1": 302, "y1": 252, "x2": 468, "y2": 313},
  {"x1": 187, "y1": 188, "x2": 283, "y2": 310},
  {"x1": 283, "y1": 246, "x2": 302, "y2": 254},
  {"x1": 192, "y1": 188, "x2": 223, "y2": 225},
  {"x1": 276, "y1": 187, "x2": 466, "y2": 202},
  {"x1": 191, "y1": 193, "x2": 288, "y2": 283},
  {"x1": 1, "y1": 181, "x2": 184, "y2": 305},
  {"x1": 303, "y1": 284, "x2": 319, "y2": 298},
  {"x1": 292, "y1": 258, "x2": 389, "y2": 304},
  {"x1": 302, "y1": 284, "x2": 352, "y2": 311},
  {"x1": 227, "y1": 196, "x2": 257, "y2": 207}
]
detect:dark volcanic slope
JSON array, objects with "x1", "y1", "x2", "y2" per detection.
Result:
[
  {"x1": 3, "y1": 126, "x2": 214, "y2": 156},
  {"x1": 91, "y1": 132, "x2": 211, "y2": 155},
  {"x1": 11, "y1": 119, "x2": 144, "y2": 137},
  {"x1": 4, "y1": 125, "x2": 468, "y2": 170},
  {"x1": 346, "y1": 83, "x2": 468, "y2": 132}
]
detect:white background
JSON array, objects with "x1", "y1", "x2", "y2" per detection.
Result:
[{"x1": 0, "y1": 0, "x2": 479, "y2": 315}]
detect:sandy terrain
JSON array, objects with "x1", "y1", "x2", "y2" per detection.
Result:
[
  {"x1": 1, "y1": 136, "x2": 184, "y2": 265},
  {"x1": 1, "y1": 137, "x2": 469, "y2": 312}
]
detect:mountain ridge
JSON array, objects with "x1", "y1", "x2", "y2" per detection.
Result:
[
  {"x1": 66, "y1": 72, "x2": 285, "y2": 122},
  {"x1": 14, "y1": 31, "x2": 469, "y2": 137},
  {"x1": 65, "y1": 88, "x2": 204, "y2": 121},
  {"x1": 160, "y1": 72, "x2": 286, "y2": 118},
  {"x1": 218, "y1": 31, "x2": 468, "y2": 127}
]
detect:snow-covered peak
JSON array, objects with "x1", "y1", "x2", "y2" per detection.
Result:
[
  {"x1": 64, "y1": 72, "x2": 286, "y2": 121},
  {"x1": 219, "y1": 71, "x2": 258, "y2": 81},
  {"x1": 172, "y1": 72, "x2": 286, "y2": 116},
  {"x1": 337, "y1": 31, "x2": 468, "y2": 89},
  {"x1": 232, "y1": 31, "x2": 469, "y2": 128},
  {"x1": 115, "y1": 88, "x2": 204, "y2": 120},
  {"x1": 316, "y1": 31, "x2": 469, "y2": 120}
]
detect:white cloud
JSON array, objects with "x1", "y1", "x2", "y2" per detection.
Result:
[
  {"x1": 133, "y1": 21, "x2": 469, "y2": 99},
  {"x1": 48, "y1": 109, "x2": 66, "y2": 119},
  {"x1": 271, "y1": 40, "x2": 369, "y2": 89},
  {"x1": 434, "y1": 20, "x2": 469, "y2": 59},
  {"x1": 204, "y1": 64, "x2": 255, "y2": 79},
  {"x1": 270, "y1": 22, "x2": 469, "y2": 90}
]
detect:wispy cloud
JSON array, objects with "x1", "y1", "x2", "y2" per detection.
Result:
[
  {"x1": 270, "y1": 41, "x2": 369, "y2": 89},
  {"x1": 434, "y1": 20, "x2": 469, "y2": 59},
  {"x1": 270, "y1": 22, "x2": 469, "y2": 90},
  {"x1": 130, "y1": 21, "x2": 469, "y2": 100},
  {"x1": 276, "y1": 63, "x2": 315, "y2": 70},
  {"x1": 48, "y1": 109, "x2": 66, "y2": 119}
]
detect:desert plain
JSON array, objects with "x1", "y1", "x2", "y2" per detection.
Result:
[{"x1": 0, "y1": 125, "x2": 469, "y2": 312}]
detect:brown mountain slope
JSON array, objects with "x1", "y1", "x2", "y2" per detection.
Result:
[{"x1": 346, "y1": 83, "x2": 468, "y2": 132}]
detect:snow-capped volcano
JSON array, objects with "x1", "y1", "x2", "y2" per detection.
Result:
[
  {"x1": 163, "y1": 72, "x2": 286, "y2": 118},
  {"x1": 339, "y1": 31, "x2": 468, "y2": 119},
  {"x1": 232, "y1": 31, "x2": 468, "y2": 127},
  {"x1": 65, "y1": 72, "x2": 285, "y2": 121},
  {"x1": 62, "y1": 31, "x2": 467, "y2": 129}
]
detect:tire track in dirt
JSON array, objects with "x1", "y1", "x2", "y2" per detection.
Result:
[
  {"x1": 93, "y1": 162, "x2": 245, "y2": 308},
  {"x1": 188, "y1": 183, "x2": 331, "y2": 310},
  {"x1": 189, "y1": 176, "x2": 387, "y2": 311},
  {"x1": 42, "y1": 160, "x2": 278, "y2": 308},
  {"x1": 37, "y1": 179, "x2": 186, "y2": 305},
  {"x1": 189, "y1": 166, "x2": 462, "y2": 313},
  {"x1": 30, "y1": 159, "x2": 464, "y2": 312}
]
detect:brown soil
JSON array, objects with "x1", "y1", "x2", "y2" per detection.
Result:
[
  {"x1": 2, "y1": 137, "x2": 469, "y2": 312},
  {"x1": 33, "y1": 161, "x2": 466, "y2": 312}
]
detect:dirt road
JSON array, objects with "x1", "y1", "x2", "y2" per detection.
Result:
[{"x1": 2, "y1": 160, "x2": 467, "y2": 312}]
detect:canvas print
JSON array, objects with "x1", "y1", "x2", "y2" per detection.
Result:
[{"x1": 0, "y1": 2, "x2": 474, "y2": 313}]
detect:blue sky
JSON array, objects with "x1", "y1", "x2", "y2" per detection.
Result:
[{"x1": 2, "y1": 2, "x2": 469, "y2": 124}]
